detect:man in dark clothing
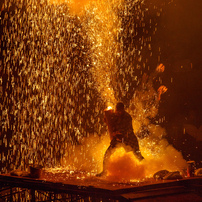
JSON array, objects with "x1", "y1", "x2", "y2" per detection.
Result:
[{"x1": 96, "y1": 102, "x2": 144, "y2": 177}]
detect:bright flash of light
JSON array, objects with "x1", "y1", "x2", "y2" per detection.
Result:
[{"x1": 106, "y1": 106, "x2": 113, "y2": 111}]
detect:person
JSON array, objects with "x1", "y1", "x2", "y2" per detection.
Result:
[{"x1": 96, "y1": 102, "x2": 144, "y2": 177}]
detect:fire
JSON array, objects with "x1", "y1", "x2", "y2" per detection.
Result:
[
  {"x1": 106, "y1": 106, "x2": 113, "y2": 111},
  {"x1": 107, "y1": 147, "x2": 146, "y2": 181},
  {"x1": 60, "y1": 124, "x2": 187, "y2": 182},
  {"x1": 1, "y1": 0, "x2": 188, "y2": 183},
  {"x1": 156, "y1": 63, "x2": 165, "y2": 73},
  {"x1": 157, "y1": 85, "x2": 168, "y2": 100}
]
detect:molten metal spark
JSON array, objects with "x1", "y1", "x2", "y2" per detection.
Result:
[{"x1": 1, "y1": 0, "x2": 186, "y2": 183}]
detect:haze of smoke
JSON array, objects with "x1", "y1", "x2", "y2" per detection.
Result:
[
  {"x1": 1, "y1": 0, "x2": 187, "y2": 180},
  {"x1": 107, "y1": 148, "x2": 146, "y2": 181},
  {"x1": 104, "y1": 124, "x2": 187, "y2": 181},
  {"x1": 61, "y1": 122, "x2": 187, "y2": 181},
  {"x1": 62, "y1": 133, "x2": 110, "y2": 172}
]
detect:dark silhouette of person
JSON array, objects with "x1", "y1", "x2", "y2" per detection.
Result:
[{"x1": 96, "y1": 102, "x2": 144, "y2": 177}]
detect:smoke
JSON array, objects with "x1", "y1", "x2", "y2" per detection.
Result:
[
  {"x1": 99, "y1": 132, "x2": 186, "y2": 181},
  {"x1": 107, "y1": 148, "x2": 146, "y2": 181},
  {"x1": 61, "y1": 133, "x2": 110, "y2": 172},
  {"x1": 60, "y1": 100, "x2": 187, "y2": 181},
  {"x1": 61, "y1": 64, "x2": 187, "y2": 182},
  {"x1": 61, "y1": 128, "x2": 187, "y2": 182},
  {"x1": 1, "y1": 0, "x2": 188, "y2": 180},
  {"x1": 104, "y1": 91, "x2": 187, "y2": 182}
]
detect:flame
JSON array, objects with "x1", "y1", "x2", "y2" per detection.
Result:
[
  {"x1": 107, "y1": 147, "x2": 146, "y2": 181},
  {"x1": 61, "y1": 128, "x2": 187, "y2": 182},
  {"x1": 158, "y1": 85, "x2": 168, "y2": 100},
  {"x1": 106, "y1": 106, "x2": 113, "y2": 111},
  {"x1": 1, "y1": 0, "x2": 187, "y2": 183},
  {"x1": 156, "y1": 63, "x2": 165, "y2": 73}
]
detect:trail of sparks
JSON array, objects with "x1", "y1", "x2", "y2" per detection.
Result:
[{"x1": 1, "y1": 0, "x2": 186, "y2": 181}]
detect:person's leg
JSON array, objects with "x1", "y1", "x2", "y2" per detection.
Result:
[
  {"x1": 96, "y1": 138, "x2": 118, "y2": 176},
  {"x1": 125, "y1": 134, "x2": 144, "y2": 161}
]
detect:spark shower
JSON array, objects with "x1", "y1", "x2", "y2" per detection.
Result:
[{"x1": 1, "y1": 0, "x2": 187, "y2": 180}]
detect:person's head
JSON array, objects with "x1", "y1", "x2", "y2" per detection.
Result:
[{"x1": 115, "y1": 102, "x2": 125, "y2": 115}]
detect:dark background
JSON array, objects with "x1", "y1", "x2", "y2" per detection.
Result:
[
  {"x1": 158, "y1": 0, "x2": 202, "y2": 117},
  {"x1": 155, "y1": 0, "x2": 202, "y2": 167}
]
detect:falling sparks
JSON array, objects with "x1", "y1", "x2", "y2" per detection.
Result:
[{"x1": 1, "y1": 0, "x2": 187, "y2": 182}]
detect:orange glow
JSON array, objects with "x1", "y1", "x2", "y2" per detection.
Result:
[
  {"x1": 61, "y1": 132, "x2": 187, "y2": 181},
  {"x1": 106, "y1": 106, "x2": 113, "y2": 111},
  {"x1": 156, "y1": 63, "x2": 165, "y2": 73},
  {"x1": 107, "y1": 147, "x2": 146, "y2": 181},
  {"x1": 47, "y1": 0, "x2": 96, "y2": 15},
  {"x1": 1, "y1": 0, "x2": 188, "y2": 183},
  {"x1": 157, "y1": 85, "x2": 168, "y2": 100}
]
